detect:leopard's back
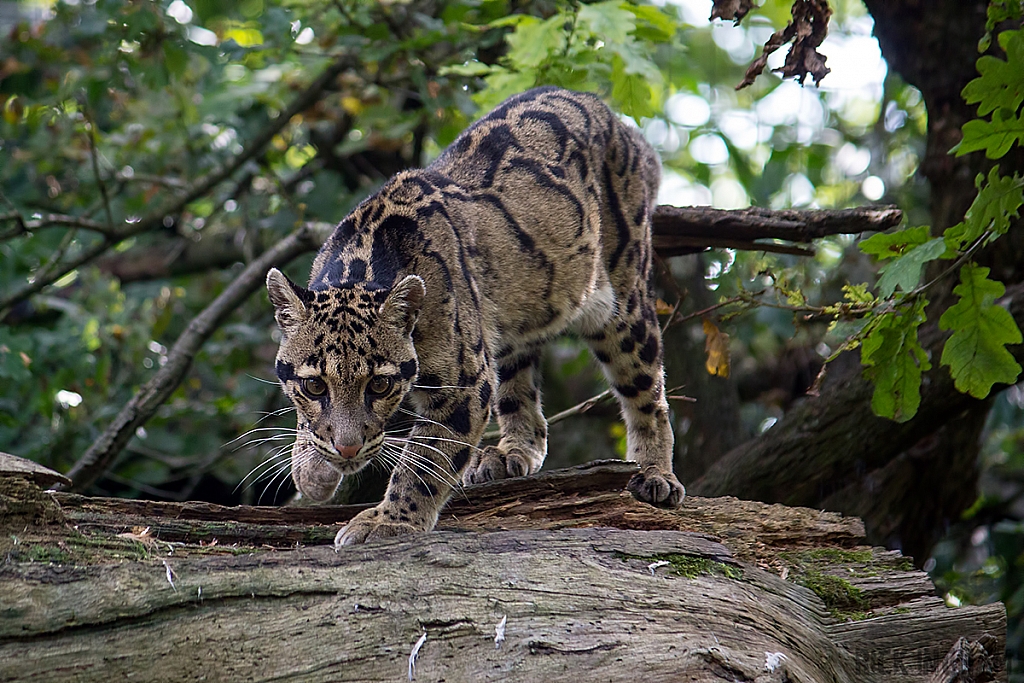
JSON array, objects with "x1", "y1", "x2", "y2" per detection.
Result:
[{"x1": 428, "y1": 87, "x2": 662, "y2": 348}]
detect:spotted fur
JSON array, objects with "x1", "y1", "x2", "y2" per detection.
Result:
[{"x1": 266, "y1": 87, "x2": 684, "y2": 546}]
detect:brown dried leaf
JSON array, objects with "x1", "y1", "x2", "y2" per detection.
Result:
[
  {"x1": 738, "y1": 23, "x2": 795, "y2": 89},
  {"x1": 711, "y1": 0, "x2": 756, "y2": 24},
  {"x1": 736, "y1": 0, "x2": 832, "y2": 90},
  {"x1": 703, "y1": 318, "x2": 731, "y2": 378},
  {"x1": 655, "y1": 298, "x2": 676, "y2": 315}
]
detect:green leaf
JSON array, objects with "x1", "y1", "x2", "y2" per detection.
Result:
[
  {"x1": 579, "y1": 3, "x2": 660, "y2": 82},
  {"x1": 962, "y1": 29, "x2": 1024, "y2": 116},
  {"x1": 475, "y1": 68, "x2": 537, "y2": 111},
  {"x1": 626, "y1": 4, "x2": 677, "y2": 43},
  {"x1": 987, "y1": 0, "x2": 1023, "y2": 32},
  {"x1": 969, "y1": 170, "x2": 1024, "y2": 238},
  {"x1": 842, "y1": 282, "x2": 875, "y2": 305},
  {"x1": 874, "y1": 237, "x2": 945, "y2": 298},
  {"x1": 939, "y1": 263, "x2": 1023, "y2": 398},
  {"x1": 487, "y1": 14, "x2": 532, "y2": 29},
  {"x1": 611, "y1": 55, "x2": 655, "y2": 119},
  {"x1": 578, "y1": 1, "x2": 636, "y2": 47},
  {"x1": 0, "y1": 335, "x2": 33, "y2": 383},
  {"x1": 505, "y1": 14, "x2": 567, "y2": 70},
  {"x1": 861, "y1": 298, "x2": 931, "y2": 422},
  {"x1": 954, "y1": 107, "x2": 1024, "y2": 159},
  {"x1": 282, "y1": 143, "x2": 313, "y2": 168},
  {"x1": 438, "y1": 61, "x2": 492, "y2": 77},
  {"x1": 163, "y1": 42, "x2": 188, "y2": 79},
  {"x1": 944, "y1": 168, "x2": 1024, "y2": 253},
  {"x1": 859, "y1": 225, "x2": 932, "y2": 260}
]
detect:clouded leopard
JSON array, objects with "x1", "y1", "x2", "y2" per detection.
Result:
[{"x1": 266, "y1": 86, "x2": 684, "y2": 546}]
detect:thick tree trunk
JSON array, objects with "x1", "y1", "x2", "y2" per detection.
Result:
[{"x1": 0, "y1": 454, "x2": 1006, "y2": 682}]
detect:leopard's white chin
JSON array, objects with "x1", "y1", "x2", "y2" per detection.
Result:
[{"x1": 291, "y1": 451, "x2": 344, "y2": 502}]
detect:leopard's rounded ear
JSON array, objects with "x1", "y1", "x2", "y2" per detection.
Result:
[
  {"x1": 381, "y1": 274, "x2": 425, "y2": 334},
  {"x1": 266, "y1": 268, "x2": 310, "y2": 334}
]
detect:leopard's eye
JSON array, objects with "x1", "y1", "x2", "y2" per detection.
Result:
[
  {"x1": 366, "y1": 376, "x2": 394, "y2": 396},
  {"x1": 301, "y1": 377, "x2": 328, "y2": 397}
]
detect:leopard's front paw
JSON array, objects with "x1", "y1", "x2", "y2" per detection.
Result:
[
  {"x1": 627, "y1": 465, "x2": 685, "y2": 508},
  {"x1": 462, "y1": 445, "x2": 533, "y2": 485},
  {"x1": 334, "y1": 506, "x2": 421, "y2": 547}
]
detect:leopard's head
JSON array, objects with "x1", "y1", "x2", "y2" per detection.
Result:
[{"x1": 265, "y1": 267, "x2": 425, "y2": 502}]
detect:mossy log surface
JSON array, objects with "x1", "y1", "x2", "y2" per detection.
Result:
[{"x1": 0, "y1": 453, "x2": 1006, "y2": 682}]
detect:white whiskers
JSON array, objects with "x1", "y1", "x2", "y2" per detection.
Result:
[{"x1": 246, "y1": 374, "x2": 282, "y2": 386}]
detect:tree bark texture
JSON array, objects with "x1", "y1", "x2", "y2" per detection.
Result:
[{"x1": 0, "y1": 455, "x2": 1006, "y2": 682}]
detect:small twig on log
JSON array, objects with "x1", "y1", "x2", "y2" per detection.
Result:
[
  {"x1": 481, "y1": 389, "x2": 616, "y2": 441},
  {"x1": 61, "y1": 225, "x2": 323, "y2": 492},
  {"x1": 651, "y1": 205, "x2": 902, "y2": 256}
]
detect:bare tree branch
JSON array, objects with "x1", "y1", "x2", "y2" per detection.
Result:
[
  {"x1": 0, "y1": 213, "x2": 115, "y2": 241},
  {"x1": 113, "y1": 172, "x2": 189, "y2": 190},
  {"x1": 61, "y1": 223, "x2": 331, "y2": 492},
  {"x1": 83, "y1": 106, "x2": 115, "y2": 232},
  {"x1": 481, "y1": 389, "x2": 617, "y2": 441},
  {"x1": 0, "y1": 190, "x2": 28, "y2": 238},
  {"x1": 96, "y1": 233, "x2": 257, "y2": 282},
  {"x1": 651, "y1": 204, "x2": 903, "y2": 256}
]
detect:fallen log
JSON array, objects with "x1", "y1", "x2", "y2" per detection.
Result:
[{"x1": 0, "y1": 453, "x2": 1005, "y2": 682}]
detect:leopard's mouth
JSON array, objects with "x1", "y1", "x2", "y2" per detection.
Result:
[{"x1": 290, "y1": 434, "x2": 381, "y2": 502}]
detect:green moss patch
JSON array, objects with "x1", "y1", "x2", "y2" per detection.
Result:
[
  {"x1": 618, "y1": 552, "x2": 743, "y2": 580},
  {"x1": 10, "y1": 544, "x2": 74, "y2": 564},
  {"x1": 793, "y1": 548, "x2": 873, "y2": 564},
  {"x1": 775, "y1": 547, "x2": 881, "y2": 620},
  {"x1": 798, "y1": 569, "x2": 867, "y2": 613}
]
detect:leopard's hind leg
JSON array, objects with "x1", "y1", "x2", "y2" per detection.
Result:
[
  {"x1": 462, "y1": 345, "x2": 547, "y2": 484},
  {"x1": 586, "y1": 117, "x2": 683, "y2": 506}
]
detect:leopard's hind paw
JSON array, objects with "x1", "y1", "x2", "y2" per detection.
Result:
[{"x1": 627, "y1": 465, "x2": 685, "y2": 508}]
